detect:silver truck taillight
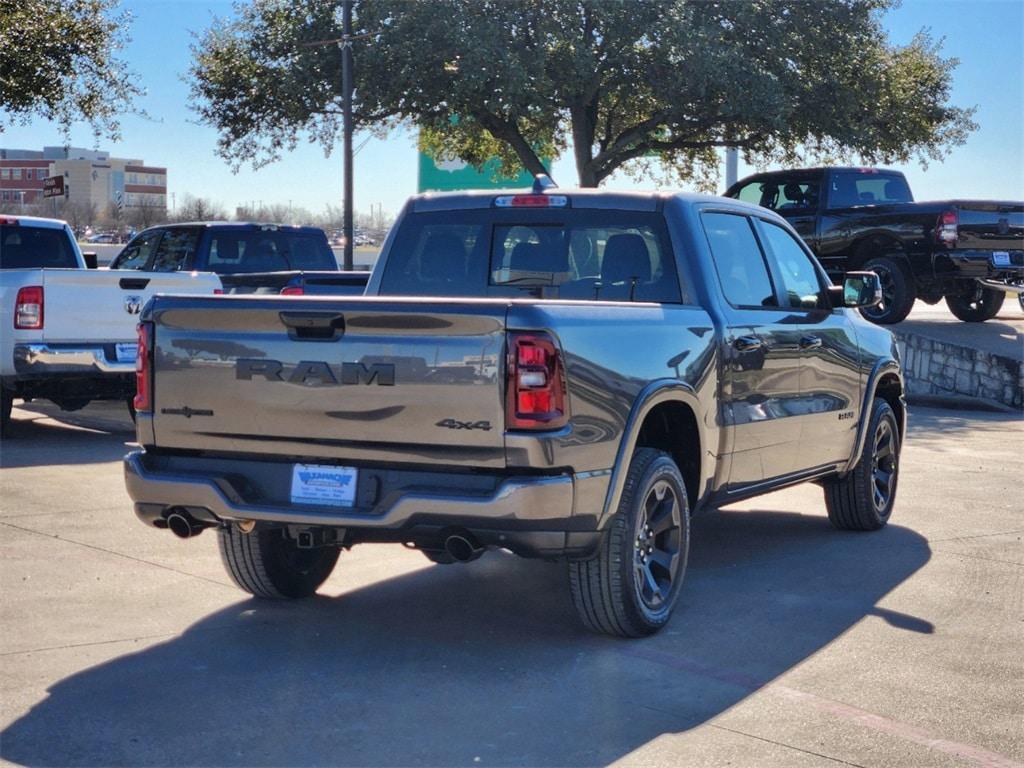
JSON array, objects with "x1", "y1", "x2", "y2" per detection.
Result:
[
  {"x1": 506, "y1": 332, "x2": 567, "y2": 430},
  {"x1": 935, "y1": 209, "x2": 958, "y2": 246},
  {"x1": 14, "y1": 285, "x2": 43, "y2": 329},
  {"x1": 134, "y1": 322, "x2": 154, "y2": 413}
]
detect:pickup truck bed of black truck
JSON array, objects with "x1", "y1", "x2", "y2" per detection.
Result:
[
  {"x1": 725, "y1": 167, "x2": 1024, "y2": 323},
  {"x1": 124, "y1": 184, "x2": 906, "y2": 637}
]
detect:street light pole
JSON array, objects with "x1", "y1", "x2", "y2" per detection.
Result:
[{"x1": 341, "y1": 0, "x2": 354, "y2": 270}]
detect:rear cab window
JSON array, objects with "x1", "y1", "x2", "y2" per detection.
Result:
[
  {"x1": 1, "y1": 224, "x2": 78, "y2": 269},
  {"x1": 379, "y1": 208, "x2": 684, "y2": 303},
  {"x1": 206, "y1": 228, "x2": 336, "y2": 274}
]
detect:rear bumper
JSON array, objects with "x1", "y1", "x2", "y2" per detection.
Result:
[
  {"x1": 124, "y1": 450, "x2": 601, "y2": 558},
  {"x1": 13, "y1": 343, "x2": 135, "y2": 377},
  {"x1": 939, "y1": 250, "x2": 1024, "y2": 279}
]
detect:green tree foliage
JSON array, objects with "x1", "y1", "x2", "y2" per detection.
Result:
[
  {"x1": 190, "y1": 0, "x2": 975, "y2": 188},
  {"x1": 0, "y1": 0, "x2": 141, "y2": 139}
]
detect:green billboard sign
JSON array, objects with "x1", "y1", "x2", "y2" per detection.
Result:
[{"x1": 417, "y1": 152, "x2": 537, "y2": 193}]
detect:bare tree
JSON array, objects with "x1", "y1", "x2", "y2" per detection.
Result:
[
  {"x1": 171, "y1": 194, "x2": 227, "y2": 222},
  {"x1": 127, "y1": 198, "x2": 166, "y2": 231}
]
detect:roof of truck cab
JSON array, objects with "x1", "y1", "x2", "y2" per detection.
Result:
[
  {"x1": 410, "y1": 187, "x2": 763, "y2": 213},
  {"x1": 0, "y1": 215, "x2": 68, "y2": 229},
  {"x1": 143, "y1": 221, "x2": 324, "y2": 231}
]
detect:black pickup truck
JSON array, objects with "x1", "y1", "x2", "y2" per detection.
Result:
[{"x1": 725, "y1": 168, "x2": 1024, "y2": 323}]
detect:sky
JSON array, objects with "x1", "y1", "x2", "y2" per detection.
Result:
[{"x1": 2, "y1": 0, "x2": 1022, "y2": 218}]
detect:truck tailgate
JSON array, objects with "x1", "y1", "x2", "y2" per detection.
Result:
[
  {"x1": 148, "y1": 296, "x2": 510, "y2": 468},
  {"x1": 39, "y1": 269, "x2": 221, "y2": 343},
  {"x1": 953, "y1": 201, "x2": 1024, "y2": 252}
]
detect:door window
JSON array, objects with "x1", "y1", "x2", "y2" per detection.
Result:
[
  {"x1": 110, "y1": 229, "x2": 162, "y2": 270},
  {"x1": 701, "y1": 212, "x2": 777, "y2": 308},
  {"x1": 756, "y1": 221, "x2": 825, "y2": 309},
  {"x1": 150, "y1": 228, "x2": 201, "y2": 272}
]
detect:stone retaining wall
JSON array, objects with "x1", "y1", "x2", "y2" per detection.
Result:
[{"x1": 893, "y1": 330, "x2": 1022, "y2": 411}]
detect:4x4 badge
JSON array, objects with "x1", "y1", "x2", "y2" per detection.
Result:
[{"x1": 436, "y1": 418, "x2": 492, "y2": 431}]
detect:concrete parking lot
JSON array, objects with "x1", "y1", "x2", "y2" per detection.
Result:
[{"x1": 1, "y1": 399, "x2": 1021, "y2": 767}]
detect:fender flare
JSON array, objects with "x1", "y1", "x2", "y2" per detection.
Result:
[
  {"x1": 598, "y1": 379, "x2": 709, "y2": 528},
  {"x1": 844, "y1": 358, "x2": 906, "y2": 474}
]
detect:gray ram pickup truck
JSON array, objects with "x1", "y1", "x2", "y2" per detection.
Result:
[{"x1": 124, "y1": 184, "x2": 906, "y2": 637}]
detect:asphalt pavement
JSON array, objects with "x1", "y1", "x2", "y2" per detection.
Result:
[{"x1": 0, "y1": 401, "x2": 1022, "y2": 767}]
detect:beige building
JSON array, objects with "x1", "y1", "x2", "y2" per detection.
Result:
[{"x1": 0, "y1": 147, "x2": 167, "y2": 217}]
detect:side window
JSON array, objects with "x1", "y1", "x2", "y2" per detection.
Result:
[
  {"x1": 701, "y1": 212, "x2": 777, "y2": 308},
  {"x1": 110, "y1": 230, "x2": 162, "y2": 270},
  {"x1": 150, "y1": 228, "x2": 200, "y2": 272},
  {"x1": 757, "y1": 221, "x2": 825, "y2": 309}
]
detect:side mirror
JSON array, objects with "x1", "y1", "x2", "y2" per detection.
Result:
[
  {"x1": 842, "y1": 271, "x2": 882, "y2": 308},
  {"x1": 81, "y1": 251, "x2": 98, "y2": 270}
]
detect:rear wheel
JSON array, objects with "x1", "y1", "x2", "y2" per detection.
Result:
[
  {"x1": 860, "y1": 256, "x2": 916, "y2": 325},
  {"x1": 945, "y1": 286, "x2": 1005, "y2": 322},
  {"x1": 569, "y1": 448, "x2": 690, "y2": 637},
  {"x1": 218, "y1": 526, "x2": 339, "y2": 598},
  {"x1": 824, "y1": 399, "x2": 900, "y2": 531}
]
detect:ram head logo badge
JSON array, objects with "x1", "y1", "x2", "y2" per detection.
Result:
[{"x1": 124, "y1": 295, "x2": 142, "y2": 315}]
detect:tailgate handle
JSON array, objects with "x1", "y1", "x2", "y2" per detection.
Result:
[
  {"x1": 119, "y1": 278, "x2": 151, "y2": 290},
  {"x1": 279, "y1": 311, "x2": 346, "y2": 340}
]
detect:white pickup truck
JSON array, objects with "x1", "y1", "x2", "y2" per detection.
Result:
[{"x1": 1, "y1": 215, "x2": 221, "y2": 433}]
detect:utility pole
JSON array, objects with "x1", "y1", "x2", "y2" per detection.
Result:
[
  {"x1": 725, "y1": 147, "x2": 739, "y2": 188},
  {"x1": 341, "y1": 0, "x2": 354, "y2": 270}
]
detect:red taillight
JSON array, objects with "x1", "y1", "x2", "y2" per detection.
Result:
[
  {"x1": 506, "y1": 332, "x2": 567, "y2": 430},
  {"x1": 133, "y1": 322, "x2": 153, "y2": 413},
  {"x1": 935, "y1": 209, "x2": 958, "y2": 246},
  {"x1": 281, "y1": 285, "x2": 304, "y2": 295},
  {"x1": 14, "y1": 286, "x2": 43, "y2": 329}
]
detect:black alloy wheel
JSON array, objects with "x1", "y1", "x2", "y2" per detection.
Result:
[
  {"x1": 860, "y1": 257, "x2": 915, "y2": 325},
  {"x1": 945, "y1": 286, "x2": 1005, "y2": 322},
  {"x1": 870, "y1": 417, "x2": 897, "y2": 514},
  {"x1": 632, "y1": 478, "x2": 684, "y2": 612}
]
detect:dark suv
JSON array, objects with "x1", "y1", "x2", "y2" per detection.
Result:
[{"x1": 109, "y1": 222, "x2": 338, "y2": 283}]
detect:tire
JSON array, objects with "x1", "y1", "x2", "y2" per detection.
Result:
[
  {"x1": 218, "y1": 526, "x2": 339, "y2": 599},
  {"x1": 824, "y1": 399, "x2": 900, "y2": 531},
  {"x1": 859, "y1": 256, "x2": 916, "y2": 325},
  {"x1": 1, "y1": 388, "x2": 12, "y2": 437},
  {"x1": 52, "y1": 398, "x2": 90, "y2": 412},
  {"x1": 1018, "y1": 292, "x2": 1024, "y2": 312},
  {"x1": 569, "y1": 448, "x2": 690, "y2": 637},
  {"x1": 945, "y1": 286, "x2": 1005, "y2": 322},
  {"x1": 126, "y1": 397, "x2": 137, "y2": 423}
]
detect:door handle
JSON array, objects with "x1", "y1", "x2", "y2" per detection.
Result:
[
  {"x1": 279, "y1": 311, "x2": 345, "y2": 340},
  {"x1": 799, "y1": 335, "x2": 822, "y2": 350},
  {"x1": 733, "y1": 336, "x2": 763, "y2": 352}
]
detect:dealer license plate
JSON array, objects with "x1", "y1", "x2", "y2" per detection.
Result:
[
  {"x1": 290, "y1": 464, "x2": 357, "y2": 507},
  {"x1": 115, "y1": 343, "x2": 137, "y2": 363},
  {"x1": 991, "y1": 252, "x2": 1011, "y2": 267}
]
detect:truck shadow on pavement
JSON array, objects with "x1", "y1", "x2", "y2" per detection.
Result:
[
  {"x1": 0, "y1": 405, "x2": 134, "y2": 468},
  {"x1": 0, "y1": 510, "x2": 931, "y2": 767}
]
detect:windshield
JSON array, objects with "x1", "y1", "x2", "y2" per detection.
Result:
[
  {"x1": 827, "y1": 172, "x2": 913, "y2": 208},
  {"x1": 379, "y1": 209, "x2": 684, "y2": 303},
  {"x1": 206, "y1": 229, "x2": 336, "y2": 274},
  {"x1": 0, "y1": 225, "x2": 78, "y2": 269}
]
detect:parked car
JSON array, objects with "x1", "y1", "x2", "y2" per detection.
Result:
[
  {"x1": 123, "y1": 183, "x2": 906, "y2": 637},
  {"x1": 109, "y1": 222, "x2": 341, "y2": 293},
  {"x1": 0, "y1": 215, "x2": 221, "y2": 433},
  {"x1": 724, "y1": 167, "x2": 1024, "y2": 323}
]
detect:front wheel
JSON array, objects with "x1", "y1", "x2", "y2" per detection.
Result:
[
  {"x1": 824, "y1": 399, "x2": 900, "y2": 531},
  {"x1": 859, "y1": 257, "x2": 916, "y2": 325},
  {"x1": 569, "y1": 448, "x2": 690, "y2": 637},
  {"x1": 218, "y1": 526, "x2": 339, "y2": 598},
  {"x1": 945, "y1": 286, "x2": 1005, "y2": 322}
]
